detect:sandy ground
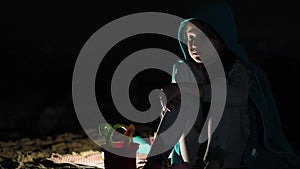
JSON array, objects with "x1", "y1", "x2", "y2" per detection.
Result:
[
  {"x1": 0, "y1": 132, "x2": 107, "y2": 169},
  {"x1": 0, "y1": 130, "x2": 152, "y2": 169},
  {"x1": 2, "y1": 131, "x2": 298, "y2": 169}
]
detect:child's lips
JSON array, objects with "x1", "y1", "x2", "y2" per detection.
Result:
[
  {"x1": 192, "y1": 52, "x2": 199, "y2": 56},
  {"x1": 193, "y1": 53, "x2": 200, "y2": 57}
]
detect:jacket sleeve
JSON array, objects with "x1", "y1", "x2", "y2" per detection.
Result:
[
  {"x1": 172, "y1": 60, "x2": 207, "y2": 84},
  {"x1": 172, "y1": 60, "x2": 194, "y2": 84}
]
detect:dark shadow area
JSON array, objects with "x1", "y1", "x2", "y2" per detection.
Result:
[
  {"x1": 95, "y1": 34, "x2": 181, "y2": 130},
  {"x1": 1, "y1": 0, "x2": 299, "y2": 156}
]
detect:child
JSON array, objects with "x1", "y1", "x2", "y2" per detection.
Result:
[{"x1": 143, "y1": 1, "x2": 298, "y2": 169}]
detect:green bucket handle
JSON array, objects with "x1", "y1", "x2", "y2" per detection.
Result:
[{"x1": 99, "y1": 123, "x2": 133, "y2": 148}]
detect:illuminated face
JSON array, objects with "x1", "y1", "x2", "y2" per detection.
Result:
[
  {"x1": 185, "y1": 22, "x2": 224, "y2": 64},
  {"x1": 184, "y1": 21, "x2": 229, "y2": 67},
  {"x1": 185, "y1": 22, "x2": 203, "y2": 63}
]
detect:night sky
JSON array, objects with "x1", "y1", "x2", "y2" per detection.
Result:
[{"x1": 1, "y1": 1, "x2": 300, "y2": 152}]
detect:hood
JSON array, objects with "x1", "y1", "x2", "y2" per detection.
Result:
[{"x1": 178, "y1": 1, "x2": 249, "y2": 66}]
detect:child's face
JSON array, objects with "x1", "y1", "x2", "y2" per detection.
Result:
[
  {"x1": 185, "y1": 22, "x2": 221, "y2": 64},
  {"x1": 185, "y1": 23, "x2": 204, "y2": 63}
]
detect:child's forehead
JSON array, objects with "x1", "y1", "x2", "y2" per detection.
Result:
[{"x1": 185, "y1": 22, "x2": 200, "y2": 33}]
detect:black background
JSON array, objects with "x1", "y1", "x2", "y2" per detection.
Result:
[{"x1": 1, "y1": 1, "x2": 299, "y2": 153}]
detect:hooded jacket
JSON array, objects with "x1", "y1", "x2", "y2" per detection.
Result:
[{"x1": 171, "y1": 1, "x2": 298, "y2": 168}]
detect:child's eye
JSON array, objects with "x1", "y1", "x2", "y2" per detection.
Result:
[{"x1": 188, "y1": 35, "x2": 195, "y2": 41}]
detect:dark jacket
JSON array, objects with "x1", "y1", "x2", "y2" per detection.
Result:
[{"x1": 172, "y1": 1, "x2": 298, "y2": 168}]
